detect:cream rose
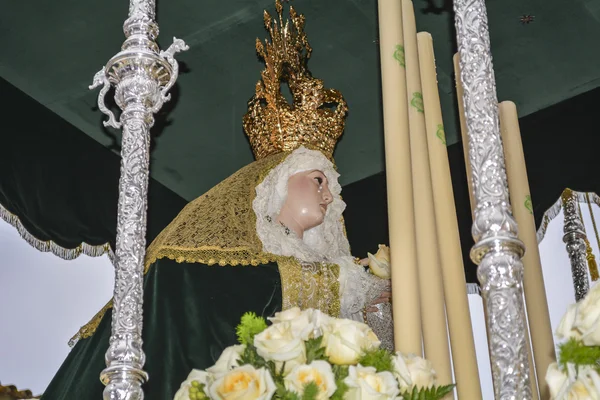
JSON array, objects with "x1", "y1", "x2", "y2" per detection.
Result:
[
  {"x1": 574, "y1": 283, "x2": 600, "y2": 346},
  {"x1": 254, "y1": 321, "x2": 306, "y2": 371},
  {"x1": 367, "y1": 245, "x2": 391, "y2": 279},
  {"x1": 546, "y1": 363, "x2": 600, "y2": 399},
  {"x1": 207, "y1": 345, "x2": 246, "y2": 377},
  {"x1": 321, "y1": 319, "x2": 380, "y2": 365},
  {"x1": 556, "y1": 304, "x2": 581, "y2": 341},
  {"x1": 392, "y1": 352, "x2": 436, "y2": 392},
  {"x1": 343, "y1": 365, "x2": 399, "y2": 400},
  {"x1": 174, "y1": 369, "x2": 211, "y2": 400},
  {"x1": 284, "y1": 360, "x2": 337, "y2": 400},
  {"x1": 269, "y1": 308, "x2": 314, "y2": 340},
  {"x1": 208, "y1": 365, "x2": 276, "y2": 400}
]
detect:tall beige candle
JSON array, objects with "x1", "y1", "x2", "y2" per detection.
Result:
[
  {"x1": 377, "y1": 0, "x2": 422, "y2": 355},
  {"x1": 419, "y1": 33, "x2": 482, "y2": 399},
  {"x1": 500, "y1": 101, "x2": 555, "y2": 400},
  {"x1": 402, "y1": 0, "x2": 452, "y2": 386},
  {"x1": 452, "y1": 54, "x2": 475, "y2": 217}
]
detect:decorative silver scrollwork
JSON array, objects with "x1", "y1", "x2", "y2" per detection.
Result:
[
  {"x1": 89, "y1": 0, "x2": 188, "y2": 398},
  {"x1": 562, "y1": 190, "x2": 590, "y2": 301},
  {"x1": 453, "y1": 0, "x2": 533, "y2": 398}
]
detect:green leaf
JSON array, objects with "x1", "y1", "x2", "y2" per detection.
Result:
[
  {"x1": 357, "y1": 348, "x2": 394, "y2": 373},
  {"x1": 239, "y1": 344, "x2": 268, "y2": 369},
  {"x1": 305, "y1": 336, "x2": 326, "y2": 363},
  {"x1": 236, "y1": 312, "x2": 268, "y2": 345},
  {"x1": 558, "y1": 338, "x2": 600, "y2": 371},
  {"x1": 330, "y1": 365, "x2": 350, "y2": 400},
  {"x1": 398, "y1": 384, "x2": 455, "y2": 400},
  {"x1": 301, "y1": 382, "x2": 320, "y2": 400}
]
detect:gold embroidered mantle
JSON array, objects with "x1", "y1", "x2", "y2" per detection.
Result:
[{"x1": 71, "y1": 152, "x2": 340, "y2": 345}]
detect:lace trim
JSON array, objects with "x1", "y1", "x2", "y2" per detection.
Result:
[
  {"x1": 536, "y1": 190, "x2": 600, "y2": 243},
  {"x1": 0, "y1": 201, "x2": 115, "y2": 263}
]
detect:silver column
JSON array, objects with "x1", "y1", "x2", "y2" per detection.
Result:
[
  {"x1": 89, "y1": 0, "x2": 187, "y2": 398},
  {"x1": 562, "y1": 189, "x2": 590, "y2": 301},
  {"x1": 453, "y1": 0, "x2": 532, "y2": 398}
]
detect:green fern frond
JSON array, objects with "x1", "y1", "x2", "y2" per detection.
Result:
[{"x1": 357, "y1": 348, "x2": 394, "y2": 373}]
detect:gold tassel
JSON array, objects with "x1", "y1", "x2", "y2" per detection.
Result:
[
  {"x1": 585, "y1": 237, "x2": 599, "y2": 281},
  {"x1": 577, "y1": 197, "x2": 599, "y2": 281}
]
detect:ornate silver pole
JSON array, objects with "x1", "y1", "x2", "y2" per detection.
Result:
[
  {"x1": 454, "y1": 0, "x2": 533, "y2": 398},
  {"x1": 562, "y1": 189, "x2": 590, "y2": 301},
  {"x1": 89, "y1": 1, "x2": 187, "y2": 398}
]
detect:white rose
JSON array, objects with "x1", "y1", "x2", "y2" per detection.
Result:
[
  {"x1": 546, "y1": 363, "x2": 600, "y2": 399},
  {"x1": 174, "y1": 369, "x2": 210, "y2": 400},
  {"x1": 321, "y1": 319, "x2": 380, "y2": 365},
  {"x1": 208, "y1": 365, "x2": 276, "y2": 400},
  {"x1": 207, "y1": 345, "x2": 246, "y2": 377},
  {"x1": 367, "y1": 245, "x2": 391, "y2": 279},
  {"x1": 254, "y1": 321, "x2": 306, "y2": 372},
  {"x1": 308, "y1": 309, "x2": 334, "y2": 338},
  {"x1": 392, "y1": 353, "x2": 436, "y2": 392},
  {"x1": 343, "y1": 365, "x2": 399, "y2": 400},
  {"x1": 284, "y1": 360, "x2": 337, "y2": 400},
  {"x1": 556, "y1": 304, "x2": 581, "y2": 341},
  {"x1": 574, "y1": 284, "x2": 600, "y2": 346},
  {"x1": 269, "y1": 308, "x2": 314, "y2": 340}
]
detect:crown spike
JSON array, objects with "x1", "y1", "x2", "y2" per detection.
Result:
[{"x1": 243, "y1": 0, "x2": 348, "y2": 161}]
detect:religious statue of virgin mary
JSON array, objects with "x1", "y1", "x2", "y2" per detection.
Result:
[{"x1": 43, "y1": 2, "x2": 392, "y2": 399}]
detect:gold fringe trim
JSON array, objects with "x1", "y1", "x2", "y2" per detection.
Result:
[
  {"x1": 536, "y1": 189, "x2": 600, "y2": 244},
  {"x1": 0, "y1": 201, "x2": 115, "y2": 263},
  {"x1": 0, "y1": 382, "x2": 40, "y2": 399}
]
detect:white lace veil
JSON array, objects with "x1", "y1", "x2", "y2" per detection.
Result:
[{"x1": 253, "y1": 146, "x2": 352, "y2": 262}]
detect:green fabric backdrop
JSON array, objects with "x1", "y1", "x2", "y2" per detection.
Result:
[{"x1": 0, "y1": 77, "x2": 187, "y2": 252}]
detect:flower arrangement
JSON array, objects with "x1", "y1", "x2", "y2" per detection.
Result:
[
  {"x1": 546, "y1": 282, "x2": 600, "y2": 398},
  {"x1": 174, "y1": 308, "x2": 453, "y2": 400}
]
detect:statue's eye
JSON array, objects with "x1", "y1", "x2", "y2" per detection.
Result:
[{"x1": 314, "y1": 177, "x2": 323, "y2": 185}]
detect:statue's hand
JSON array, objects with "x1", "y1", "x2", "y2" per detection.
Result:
[{"x1": 366, "y1": 285, "x2": 392, "y2": 313}]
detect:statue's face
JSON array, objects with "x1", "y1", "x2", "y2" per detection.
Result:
[{"x1": 284, "y1": 169, "x2": 333, "y2": 231}]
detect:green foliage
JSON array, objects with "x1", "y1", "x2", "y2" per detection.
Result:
[
  {"x1": 236, "y1": 312, "x2": 268, "y2": 345},
  {"x1": 558, "y1": 338, "x2": 600, "y2": 371},
  {"x1": 239, "y1": 343, "x2": 269, "y2": 370},
  {"x1": 330, "y1": 365, "x2": 350, "y2": 400},
  {"x1": 188, "y1": 380, "x2": 208, "y2": 400},
  {"x1": 358, "y1": 348, "x2": 394, "y2": 373},
  {"x1": 399, "y1": 384, "x2": 454, "y2": 400},
  {"x1": 301, "y1": 382, "x2": 320, "y2": 400},
  {"x1": 305, "y1": 336, "x2": 326, "y2": 364}
]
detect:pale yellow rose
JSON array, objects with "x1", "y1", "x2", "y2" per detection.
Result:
[
  {"x1": 546, "y1": 363, "x2": 600, "y2": 400},
  {"x1": 367, "y1": 245, "x2": 391, "y2": 279},
  {"x1": 321, "y1": 319, "x2": 380, "y2": 365},
  {"x1": 556, "y1": 304, "x2": 581, "y2": 341},
  {"x1": 174, "y1": 369, "x2": 210, "y2": 400},
  {"x1": 343, "y1": 364, "x2": 399, "y2": 400},
  {"x1": 574, "y1": 283, "x2": 600, "y2": 346},
  {"x1": 207, "y1": 345, "x2": 246, "y2": 377},
  {"x1": 254, "y1": 321, "x2": 306, "y2": 371},
  {"x1": 392, "y1": 352, "x2": 436, "y2": 392},
  {"x1": 284, "y1": 360, "x2": 337, "y2": 400},
  {"x1": 208, "y1": 365, "x2": 276, "y2": 400},
  {"x1": 269, "y1": 307, "x2": 315, "y2": 340}
]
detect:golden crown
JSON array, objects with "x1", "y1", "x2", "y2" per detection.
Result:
[{"x1": 243, "y1": 0, "x2": 348, "y2": 161}]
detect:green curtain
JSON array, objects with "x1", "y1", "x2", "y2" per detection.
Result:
[
  {"x1": 42, "y1": 258, "x2": 282, "y2": 400},
  {"x1": 0, "y1": 78, "x2": 187, "y2": 252}
]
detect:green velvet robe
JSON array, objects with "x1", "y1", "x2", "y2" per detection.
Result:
[{"x1": 42, "y1": 258, "x2": 282, "y2": 400}]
